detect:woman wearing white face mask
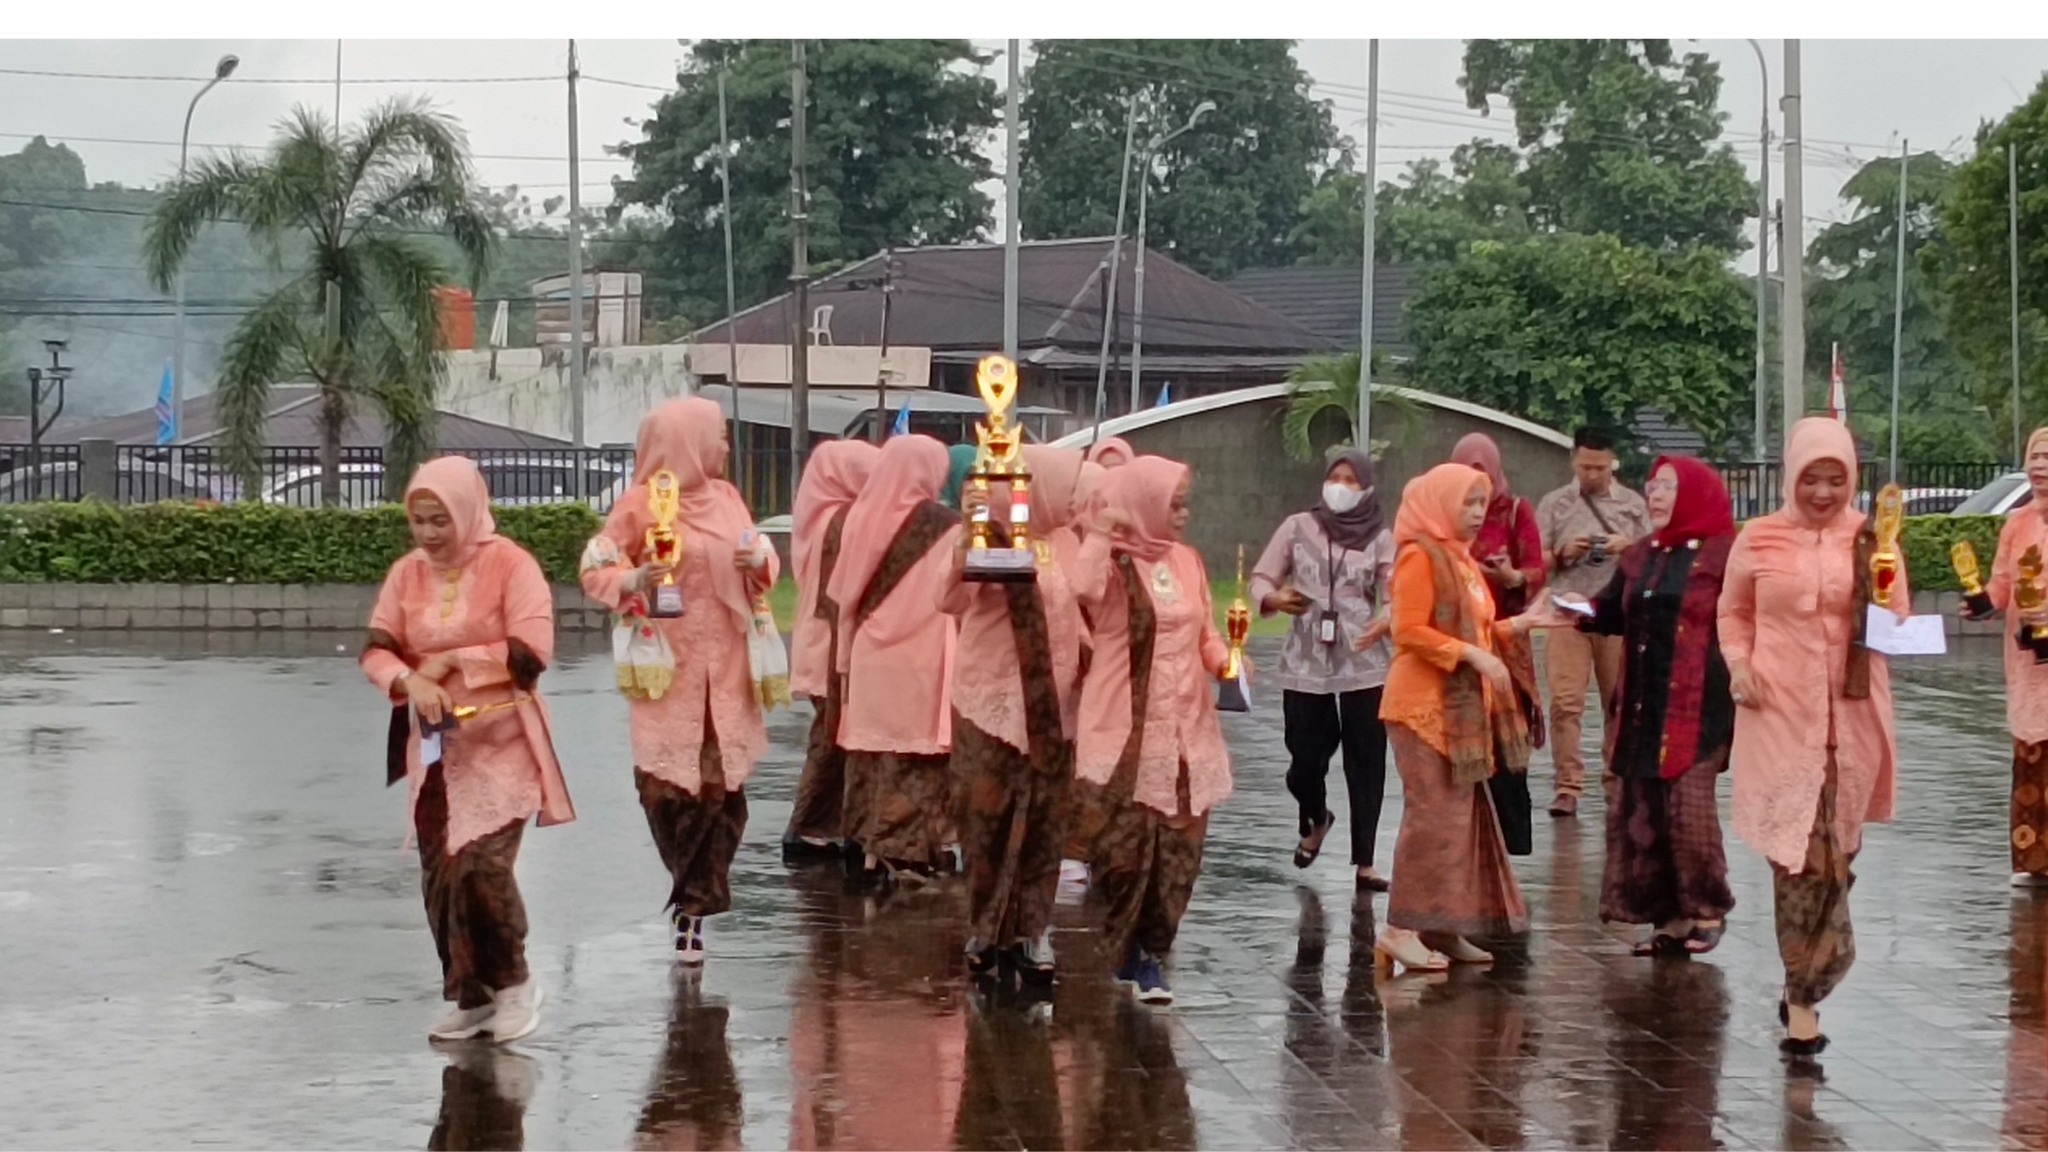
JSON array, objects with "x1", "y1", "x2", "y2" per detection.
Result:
[{"x1": 1249, "y1": 448, "x2": 1397, "y2": 889}]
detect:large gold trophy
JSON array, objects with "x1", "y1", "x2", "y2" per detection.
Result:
[
  {"x1": 1869, "y1": 483, "x2": 1905, "y2": 610},
  {"x1": 2016, "y1": 545, "x2": 2048, "y2": 659},
  {"x1": 1216, "y1": 545, "x2": 1251, "y2": 713},
  {"x1": 644, "y1": 469, "x2": 685, "y2": 618},
  {"x1": 963, "y1": 354, "x2": 1037, "y2": 583},
  {"x1": 1952, "y1": 540, "x2": 1995, "y2": 620}
]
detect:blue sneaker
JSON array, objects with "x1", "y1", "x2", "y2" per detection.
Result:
[
  {"x1": 1113, "y1": 947, "x2": 1142, "y2": 988},
  {"x1": 1135, "y1": 953, "x2": 1173, "y2": 1005}
]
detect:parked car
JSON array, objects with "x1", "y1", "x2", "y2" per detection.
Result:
[
  {"x1": 0, "y1": 459, "x2": 229, "y2": 504},
  {"x1": 260, "y1": 456, "x2": 630, "y2": 511},
  {"x1": 1952, "y1": 472, "x2": 2029, "y2": 517}
]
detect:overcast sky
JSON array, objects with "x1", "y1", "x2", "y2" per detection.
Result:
[{"x1": 7, "y1": 38, "x2": 2048, "y2": 275}]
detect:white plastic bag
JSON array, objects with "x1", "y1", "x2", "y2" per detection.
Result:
[
  {"x1": 612, "y1": 614, "x2": 676, "y2": 700},
  {"x1": 749, "y1": 597, "x2": 791, "y2": 710}
]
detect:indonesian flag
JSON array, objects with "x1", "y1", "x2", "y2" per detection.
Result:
[{"x1": 1829, "y1": 343, "x2": 1849, "y2": 424}]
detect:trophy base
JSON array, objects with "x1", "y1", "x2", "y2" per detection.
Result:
[
  {"x1": 964, "y1": 548, "x2": 1038, "y2": 584},
  {"x1": 647, "y1": 584, "x2": 685, "y2": 619},
  {"x1": 1216, "y1": 673, "x2": 1249, "y2": 714}
]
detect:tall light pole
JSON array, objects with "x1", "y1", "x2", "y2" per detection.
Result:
[
  {"x1": 1745, "y1": 39, "x2": 1771, "y2": 460},
  {"x1": 1131, "y1": 99, "x2": 1216, "y2": 411},
  {"x1": 1779, "y1": 40, "x2": 1805, "y2": 447},
  {"x1": 171, "y1": 53, "x2": 237, "y2": 444},
  {"x1": 1090, "y1": 97, "x2": 1139, "y2": 439},
  {"x1": 566, "y1": 40, "x2": 587, "y2": 454},
  {"x1": 1358, "y1": 40, "x2": 1379, "y2": 450},
  {"x1": 1890, "y1": 141, "x2": 1909, "y2": 482},
  {"x1": 2012, "y1": 142, "x2": 2025, "y2": 464},
  {"x1": 1003, "y1": 40, "x2": 1022, "y2": 362}
]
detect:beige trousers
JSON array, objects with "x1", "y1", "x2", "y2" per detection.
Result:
[{"x1": 1543, "y1": 628, "x2": 1622, "y2": 800}]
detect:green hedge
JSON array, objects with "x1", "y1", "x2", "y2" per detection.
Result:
[
  {"x1": 0, "y1": 501, "x2": 601, "y2": 584},
  {"x1": 1901, "y1": 514, "x2": 2002, "y2": 594},
  {"x1": 0, "y1": 501, "x2": 2009, "y2": 597}
]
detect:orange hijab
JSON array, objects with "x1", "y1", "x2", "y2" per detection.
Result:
[{"x1": 1395, "y1": 462, "x2": 1491, "y2": 563}]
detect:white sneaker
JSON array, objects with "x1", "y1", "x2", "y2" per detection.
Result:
[
  {"x1": 488, "y1": 980, "x2": 543, "y2": 1044},
  {"x1": 428, "y1": 1001, "x2": 495, "y2": 1042},
  {"x1": 676, "y1": 916, "x2": 706, "y2": 967}
]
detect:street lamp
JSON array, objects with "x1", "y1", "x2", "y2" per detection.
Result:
[
  {"x1": 1130, "y1": 99, "x2": 1216, "y2": 412},
  {"x1": 170, "y1": 53, "x2": 238, "y2": 444},
  {"x1": 25, "y1": 340, "x2": 72, "y2": 502}
]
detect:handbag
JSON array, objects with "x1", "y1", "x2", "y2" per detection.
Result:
[{"x1": 748, "y1": 594, "x2": 792, "y2": 709}]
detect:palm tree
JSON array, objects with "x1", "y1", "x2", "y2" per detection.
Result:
[
  {"x1": 145, "y1": 99, "x2": 494, "y2": 504},
  {"x1": 1281, "y1": 350, "x2": 1413, "y2": 463}
]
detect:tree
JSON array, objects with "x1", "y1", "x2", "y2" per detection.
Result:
[
  {"x1": 1291, "y1": 141, "x2": 1530, "y2": 265},
  {"x1": 1021, "y1": 40, "x2": 1341, "y2": 278},
  {"x1": 145, "y1": 100, "x2": 494, "y2": 503},
  {"x1": 1934, "y1": 78, "x2": 2048, "y2": 453},
  {"x1": 1807, "y1": 153, "x2": 1995, "y2": 463},
  {"x1": 1278, "y1": 349, "x2": 1415, "y2": 462},
  {"x1": 612, "y1": 39, "x2": 998, "y2": 329},
  {"x1": 1404, "y1": 234, "x2": 1751, "y2": 444},
  {"x1": 1460, "y1": 40, "x2": 1755, "y2": 255}
]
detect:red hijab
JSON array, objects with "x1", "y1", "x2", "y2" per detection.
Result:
[{"x1": 1649, "y1": 455, "x2": 1736, "y2": 548}]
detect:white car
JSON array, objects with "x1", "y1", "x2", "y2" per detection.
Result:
[
  {"x1": 0, "y1": 458, "x2": 229, "y2": 504},
  {"x1": 261, "y1": 456, "x2": 630, "y2": 511},
  {"x1": 1952, "y1": 472, "x2": 2029, "y2": 517}
]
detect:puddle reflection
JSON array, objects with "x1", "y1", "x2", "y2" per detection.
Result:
[
  {"x1": 427, "y1": 1046, "x2": 536, "y2": 1152},
  {"x1": 633, "y1": 977, "x2": 744, "y2": 1151}
]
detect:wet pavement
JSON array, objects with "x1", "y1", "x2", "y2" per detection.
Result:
[{"x1": 2, "y1": 630, "x2": 2046, "y2": 1149}]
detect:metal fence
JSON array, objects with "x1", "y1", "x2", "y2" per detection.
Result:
[
  {"x1": 1718, "y1": 461, "x2": 2009, "y2": 519},
  {"x1": 0, "y1": 443, "x2": 800, "y2": 516}
]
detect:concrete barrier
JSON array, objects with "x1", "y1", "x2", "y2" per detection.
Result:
[{"x1": 0, "y1": 583, "x2": 614, "y2": 632}]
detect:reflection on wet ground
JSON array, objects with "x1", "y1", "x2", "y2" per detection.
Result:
[{"x1": 1, "y1": 632, "x2": 2045, "y2": 1148}]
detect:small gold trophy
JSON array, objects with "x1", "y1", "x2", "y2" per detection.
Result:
[
  {"x1": 963, "y1": 354, "x2": 1037, "y2": 583},
  {"x1": 644, "y1": 469, "x2": 685, "y2": 618},
  {"x1": 2017, "y1": 544, "x2": 2048, "y2": 643},
  {"x1": 1953, "y1": 540, "x2": 1996, "y2": 621},
  {"x1": 1870, "y1": 483, "x2": 1905, "y2": 610},
  {"x1": 1216, "y1": 544, "x2": 1251, "y2": 713}
]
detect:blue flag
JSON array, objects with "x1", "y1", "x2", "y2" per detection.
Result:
[
  {"x1": 891, "y1": 398, "x2": 912, "y2": 436},
  {"x1": 1155, "y1": 381, "x2": 1172, "y2": 408},
  {"x1": 154, "y1": 359, "x2": 176, "y2": 445}
]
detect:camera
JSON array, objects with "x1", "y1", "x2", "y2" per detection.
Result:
[{"x1": 1588, "y1": 537, "x2": 1608, "y2": 564}]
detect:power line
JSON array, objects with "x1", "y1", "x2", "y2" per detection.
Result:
[
  {"x1": 0, "y1": 129, "x2": 630, "y2": 165},
  {"x1": 0, "y1": 66, "x2": 560, "y2": 85}
]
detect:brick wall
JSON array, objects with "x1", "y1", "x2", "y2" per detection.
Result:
[{"x1": 0, "y1": 583, "x2": 613, "y2": 632}]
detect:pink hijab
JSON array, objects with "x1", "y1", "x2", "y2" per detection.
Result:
[
  {"x1": 1098, "y1": 455, "x2": 1189, "y2": 563},
  {"x1": 1087, "y1": 437, "x2": 1135, "y2": 469},
  {"x1": 793, "y1": 439, "x2": 880, "y2": 585},
  {"x1": 1449, "y1": 432, "x2": 1510, "y2": 503},
  {"x1": 610, "y1": 397, "x2": 758, "y2": 624},
  {"x1": 827, "y1": 433, "x2": 951, "y2": 632},
  {"x1": 404, "y1": 456, "x2": 499, "y2": 568},
  {"x1": 1004, "y1": 445, "x2": 1087, "y2": 533},
  {"x1": 1780, "y1": 416, "x2": 1858, "y2": 528}
]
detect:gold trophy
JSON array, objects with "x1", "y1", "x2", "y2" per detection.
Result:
[
  {"x1": 644, "y1": 469, "x2": 685, "y2": 617},
  {"x1": 2017, "y1": 544, "x2": 2048, "y2": 645},
  {"x1": 963, "y1": 354, "x2": 1037, "y2": 583},
  {"x1": 1870, "y1": 483, "x2": 1905, "y2": 610},
  {"x1": 1216, "y1": 545, "x2": 1251, "y2": 713},
  {"x1": 1952, "y1": 540, "x2": 1996, "y2": 620}
]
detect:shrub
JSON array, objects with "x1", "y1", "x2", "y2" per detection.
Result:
[{"x1": 0, "y1": 500, "x2": 600, "y2": 585}]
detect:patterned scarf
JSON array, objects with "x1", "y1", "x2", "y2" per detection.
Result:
[{"x1": 1412, "y1": 537, "x2": 1533, "y2": 786}]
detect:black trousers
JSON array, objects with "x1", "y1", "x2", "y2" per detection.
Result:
[{"x1": 1282, "y1": 687, "x2": 1389, "y2": 867}]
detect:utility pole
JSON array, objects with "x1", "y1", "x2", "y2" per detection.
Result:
[
  {"x1": 1003, "y1": 40, "x2": 1021, "y2": 362},
  {"x1": 2013, "y1": 142, "x2": 2026, "y2": 464},
  {"x1": 1358, "y1": 38, "x2": 1380, "y2": 450},
  {"x1": 567, "y1": 39, "x2": 588, "y2": 456},
  {"x1": 334, "y1": 41, "x2": 342, "y2": 129},
  {"x1": 789, "y1": 40, "x2": 811, "y2": 496},
  {"x1": 1747, "y1": 38, "x2": 1771, "y2": 461},
  {"x1": 870, "y1": 250, "x2": 899, "y2": 444},
  {"x1": 172, "y1": 54, "x2": 238, "y2": 444},
  {"x1": 1890, "y1": 141, "x2": 1908, "y2": 482},
  {"x1": 718, "y1": 68, "x2": 740, "y2": 481},
  {"x1": 1779, "y1": 40, "x2": 1805, "y2": 446}
]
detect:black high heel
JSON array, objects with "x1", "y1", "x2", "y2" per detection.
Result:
[
  {"x1": 1778, "y1": 997, "x2": 1828, "y2": 1059},
  {"x1": 1294, "y1": 810, "x2": 1336, "y2": 869}
]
